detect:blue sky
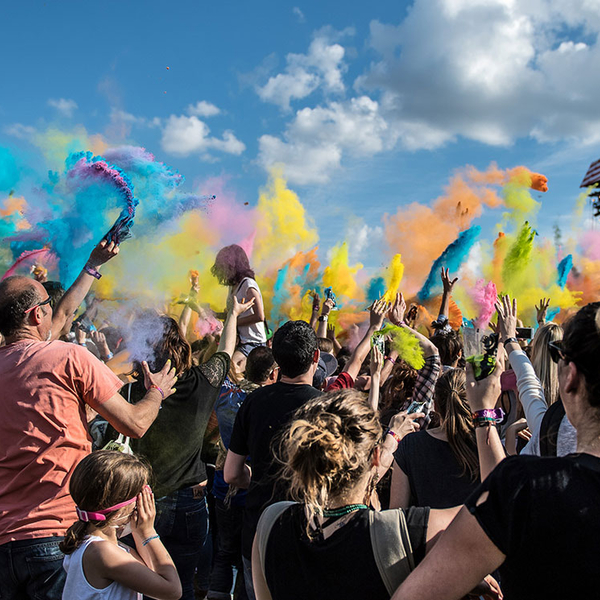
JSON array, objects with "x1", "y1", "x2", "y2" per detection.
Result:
[{"x1": 2, "y1": 0, "x2": 600, "y2": 269}]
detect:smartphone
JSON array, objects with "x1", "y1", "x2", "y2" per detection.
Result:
[
  {"x1": 407, "y1": 400, "x2": 426, "y2": 415},
  {"x1": 74, "y1": 314, "x2": 96, "y2": 334},
  {"x1": 371, "y1": 334, "x2": 385, "y2": 355},
  {"x1": 516, "y1": 327, "x2": 534, "y2": 340}
]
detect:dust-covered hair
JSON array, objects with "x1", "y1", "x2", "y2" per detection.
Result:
[
  {"x1": 276, "y1": 390, "x2": 382, "y2": 537},
  {"x1": 211, "y1": 244, "x2": 255, "y2": 287}
]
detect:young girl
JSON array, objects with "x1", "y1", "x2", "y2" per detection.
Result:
[
  {"x1": 60, "y1": 451, "x2": 181, "y2": 600},
  {"x1": 211, "y1": 244, "x2": 266, "y2": 371}
]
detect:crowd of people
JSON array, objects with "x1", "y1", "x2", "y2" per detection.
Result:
[{"x1": 1, "y1": 238, "x2": 599, "y2": 600}]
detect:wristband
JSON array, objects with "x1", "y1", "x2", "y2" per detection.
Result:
[
  {"x1": 472, "y1": 408, "x2": 504, "y2": 426},
  {"x1": 142, "y1": 534, "x2": 160, "y2": 547},
  {"x1": 83, "y1": 263, "x2": 102, "y2": 280},
  {"x1": 385, "y1": 356, "x2": 396, "y2": 364},
  {"x1": 104, "y1": 352, "x2": 114, "y2": 361},
  {"x1": 387, "y1": 430, "x2": 401, "y2": 444},
  {"x1": 149, "y1": 384, "x2": 165, "y2": 399}
]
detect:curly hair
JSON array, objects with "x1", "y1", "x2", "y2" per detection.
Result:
[{"x1": 276, "y1": 390, "x2": 383, "y2": 537}]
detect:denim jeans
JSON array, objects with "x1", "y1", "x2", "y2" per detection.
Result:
[
  {"x1": 208, "y1": 499, "x2": 247, "y2": 600},
  {"x1": 0, "y1": 536, "x2": 65, "y2": 600},
  {"x1": 148, "y1": 487, "x2": 210, "y2": 600}
]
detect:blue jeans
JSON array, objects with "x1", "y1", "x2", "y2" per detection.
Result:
[
  {"x1": 208, "y1": 499, "x2": 247, "y2": 600},
  {"x1": 149, "y1": 487, "x2": 210, "y2": 600},
  {"x1": 0, "y1": 536, "x2": 65, "y2": 600}
]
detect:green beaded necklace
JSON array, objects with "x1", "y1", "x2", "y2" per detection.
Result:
[{"x1": 322, "y1": 503, "x2": 368, "y2": 518}]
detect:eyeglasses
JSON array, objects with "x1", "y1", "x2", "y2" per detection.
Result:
[
  {"x1": 24, "y1": 296, "x2": 52, "y2": 315},
  {"x1": 548, "y1": 340, "x2": 567, "y2": 364}
]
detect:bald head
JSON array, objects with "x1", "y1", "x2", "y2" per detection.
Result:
[{"x1": 0, "y1": 276, "x2": 45, "y2": 337}]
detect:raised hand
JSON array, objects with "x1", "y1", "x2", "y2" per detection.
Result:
[
  {"x1": 389, "y1": 410, "x2": 424, "y2": 439},
  {"x1": 88, "y1": 239, "x2": 120, "y2": 269},
  {"x1": 370, "y1": 298, "x2": 389, "y2": 330},
  {"x1": 321, "y1": 297, "x2": 335, "y2": 317},
  {"x1": 535, "y1": 297, "x2": 550, "y2": 325},
  {"x1": 495, "y1": 294, "x2": 518, "y2": 342},
  {"x1": 387, "y1": 292, "x2": 407, "y2": 327},
  {"x1": 327, "y1": 323, "x2": 336, "y2": 341},
  {"x1": 142, "y1": 359, "x2": 178, "y2": 399},
  {"x1": 370, "y1": 344, "x2": 384, "y2": 377},
  {"x1": 311, "y1": 292, "x2": 321, "y2": 314},
  {"x1": 441, "y1": 268, "x2": 458, "y2": 294},
  {"x1": 230, "y1": 295, "x2": 255, "y2": 317}
]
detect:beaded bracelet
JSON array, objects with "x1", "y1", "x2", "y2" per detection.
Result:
[
  {"x1": 385, "y1": 356, "x2": 396, "y2": 364},
  {"x1": 142, "y1": 534, "x2": 160, "y2": 547}
]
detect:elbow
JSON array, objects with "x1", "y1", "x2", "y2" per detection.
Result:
[
  {"x1": 118, "y1": 421, "x2": 148, "y2": 439},
  {"x1": 164, "y1": 584, "x2": 183, "y2": 600}
]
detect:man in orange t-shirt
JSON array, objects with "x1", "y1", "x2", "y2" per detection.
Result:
[{"x1": 0, "y1": 241, "x2": 177, "y2": 600}]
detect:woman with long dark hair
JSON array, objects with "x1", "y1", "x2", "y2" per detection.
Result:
[
  {"x1": 212, "y1": 244, "x2": 266, "y2": 371},
  {"x1": 390, "y1": 369, "x2": 480, "y2": 509}
]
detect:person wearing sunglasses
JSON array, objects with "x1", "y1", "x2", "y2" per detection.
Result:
[
  {"x1": 392, "y1": 298, "x2": 600, "y2": 600},
  {"x1": 0, "y1": 240, "x2": 177, "y2": 600}
]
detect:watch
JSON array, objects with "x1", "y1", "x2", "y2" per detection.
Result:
[
  {"x1": 318, "y1": 315, "x2": 328, "y2": 322},
  {"x1": 502, "y1": 337, "x2": 519, "y2": 345}
]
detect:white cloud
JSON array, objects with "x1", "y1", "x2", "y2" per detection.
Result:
[
  {"x1": 257, "y1": 1, "x2": 600, "y2": 184},
  {"x1": 256, "y1": 31, "x2": 350, "y2": 109},
  {"x1": 187, "y1": 101, "x2": 221, "y2": 118},
  {"x1": 47, "y1": 98, "x2": 78, "y2": 117},
  {"x1": 258, "y1": 96, "x2": 394, "y2": 184},
  {"x1": 161, "y1": 115, "x2": 245, "y2": 158},
  {"x1": 4, "y1": 123, "x2": 36, "y2": 139},
  {"x1": 292, "y1": 6, "x2": 305, "y2": 23},
  {"x1": 356, "y1": 0, "x2": 600, "y2": 149}
]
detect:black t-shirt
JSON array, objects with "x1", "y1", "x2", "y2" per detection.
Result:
[
  {"x1": 264, "y1": 505, "x2": 429, "y2": 600},
  {"x1": 228, "y1": 382, "x2": 322, "y2": 558},
  {"x1": 465, "y1": 453, "x2": 600, "y2": 600},
  {"x1": 394, "y1": 430, "x2": 479, "y2": 508},
  {"x1": 128, "y1": 352, "x2": 229, "y2": 498}
]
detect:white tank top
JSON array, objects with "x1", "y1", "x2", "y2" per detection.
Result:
[{"x1": 62, "y1": 535, "x2": 141, "y2": 600}]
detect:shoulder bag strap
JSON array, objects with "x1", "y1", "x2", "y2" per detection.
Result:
[{"x1": 369, "y1": 509, "x2": 415, "y2": 596}]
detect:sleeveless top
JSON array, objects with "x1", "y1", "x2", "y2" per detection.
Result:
[{"x1": 62, "y1": 535, "x2": 141, "y2": 600}]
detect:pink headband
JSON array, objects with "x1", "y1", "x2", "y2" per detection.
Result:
[{"x1": 76, "y1": 496, "x2": 137, "y2": 522}]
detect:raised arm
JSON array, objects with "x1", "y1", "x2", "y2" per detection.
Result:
[
  {"x1": 368, "y1": 344, "x2": 384, "y2": 410},
  {"x1": 341, "y1": 299, "x2": 389, "y2": 382},
  {"x1": 95, "y1": 360, "x2": 178, "y2": 439},
  {"x1": 316, "y1": 297, "x2": 335, "y2": 338},
  {"x1": 218, "y1": 295, "x2": 255, "y2": 358},
  {"x1": 309, "y1": 292, "x2": 320, "y2": 330},
  {"x1": 498, "y1": 294, "x2": 547, "y2": 435},
  {"x1": 438, "y1": 268, "x2": 458, "y2": 322},
  {"x1": 235, "y1": 287, "x2": 265, "y2": 327},
  {"x1": 466, "y1": 356, "x2": 507, "y2": 480},
  {"x1": 51, "y1": 240, "x2": 119, "y2": 339},
  {"x1": 388, "y1": 293, "x2": 439, "y2": 358}
]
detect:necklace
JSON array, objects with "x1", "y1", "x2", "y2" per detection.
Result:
[{"x1": 322, "y1": 503, "x2": 368, "y2": 518}]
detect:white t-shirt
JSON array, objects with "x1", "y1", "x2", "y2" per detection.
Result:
[
  {"x1": 62, "y1": 535, "x2": 141, "y2": 600},
  {"x1": 234, "y1": 278, "x2": 266, "y2": 344}
]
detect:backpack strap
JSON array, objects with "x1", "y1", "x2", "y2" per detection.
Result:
[
  {"x1": 539, "y1": 399, "x2": 566, "y2": 457},
  {"x1": 369, "y1": 509, "x2": 415, "y2": 596},
  {"x1": 255, "y1": 501, "x2": 296, "y2": 582}
]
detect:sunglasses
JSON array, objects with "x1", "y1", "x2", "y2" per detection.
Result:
[{"x1": 24, "y1": 296, "x2": 52, "y2": 315}]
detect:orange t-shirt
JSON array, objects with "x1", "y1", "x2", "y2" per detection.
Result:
[{"x1": 0, "y1": 339, "x2": 123, "y2": 544}]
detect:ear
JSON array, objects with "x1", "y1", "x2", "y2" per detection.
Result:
[
  {"x1": 371, "y1": 446, "x2": 381, "y2": 468},
  {"x1": 563, "y1": 360, "x2": 580, "y2": 396},
  {"x1": 313, "y1": 348, "x2": 320, "y2": 364},
  {"x1": 30, "y1": 306, "x2": 46, "y2": 326}
]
